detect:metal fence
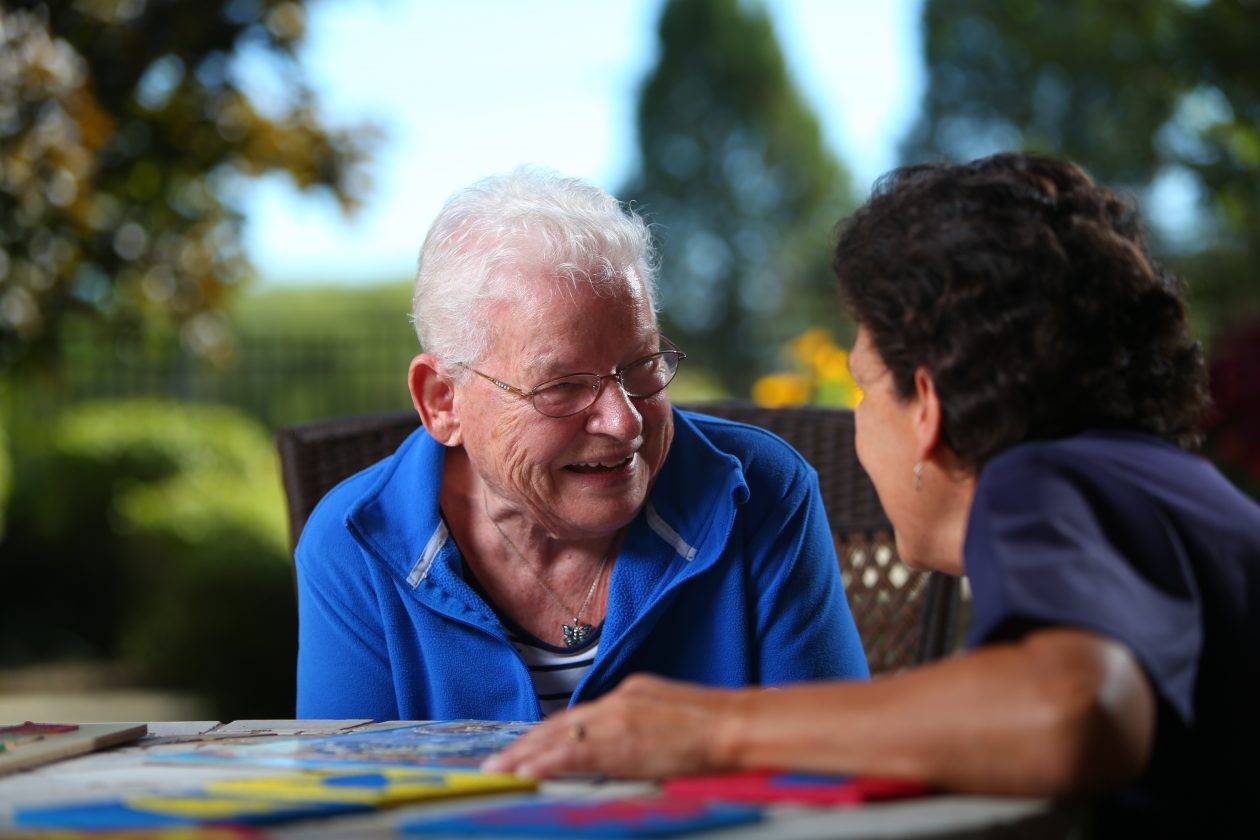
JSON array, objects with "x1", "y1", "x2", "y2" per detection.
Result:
[{"x1": 24, "y1": 329, "x2": 418, "y2": 431}]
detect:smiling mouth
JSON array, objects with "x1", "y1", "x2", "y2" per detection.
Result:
[{"x1": 565, "y1": 454, "x2": 634, "y2": 474}]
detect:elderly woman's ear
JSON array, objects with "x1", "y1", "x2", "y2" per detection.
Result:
[{"x1": 409, "y1": 354, "x2": 462, "y2": 446}]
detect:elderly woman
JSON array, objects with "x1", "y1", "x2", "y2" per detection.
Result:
[
  {"x1": 487, "y1": 154, "x2": 1259, "y2": 829},
  {"x1": 295, "y1": 169, "x2": 868, "y2": 721}
]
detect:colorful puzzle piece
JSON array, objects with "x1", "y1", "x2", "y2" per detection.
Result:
[
  {"x1": 398, "y1": 796, "x2": 763, "y2": 837},
  {"x1": 13, "y1": 794, "x2": 364, "y2": 831},
  {"x1": 206, "y1": 767, "x2": 535, "y2": 806},
  {"x1": 0, "y1": 722, "x2": 81, "y2": 753},
  {"x1": 0, "y1": 827, "x2": 263, "y2": 840},
  {"x1": 663, "y1": 771, "x2": 931, "y2": 805},
  {"x1": 0, "y1": 723, "x2": 146, "y2": 776},
  {"x1": 151, "y1": 719, "x2": 532, "y2": 771}
]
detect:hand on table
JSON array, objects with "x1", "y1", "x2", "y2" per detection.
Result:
[{"x1": 482, "y1": 673, "x2": 744, "y2": 780}]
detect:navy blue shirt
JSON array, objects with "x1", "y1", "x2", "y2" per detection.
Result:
[{"x1": 965, "y1": 431, "x2": 1260, "y2": 828}]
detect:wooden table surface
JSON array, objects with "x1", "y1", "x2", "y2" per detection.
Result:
[{"x1": 0, "y1": 720, "x2": 1081, "y2": 838}]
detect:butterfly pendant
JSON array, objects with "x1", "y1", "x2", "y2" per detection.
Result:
[{"x1": 562, "y1": 621, "x2": 594, "y2": 649}]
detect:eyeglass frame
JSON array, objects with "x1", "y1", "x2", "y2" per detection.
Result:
[{"x1": 457, "y1": 337, "x2": 687, "y2": 418}]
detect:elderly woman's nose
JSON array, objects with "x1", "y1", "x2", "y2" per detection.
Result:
[{"x1": 587, "y1": 377, "x2": 644, "y2": 437}]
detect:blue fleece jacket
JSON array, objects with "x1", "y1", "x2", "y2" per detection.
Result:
[{"x1": 295, "y1": 408, "x2": 869, "y2": 721}]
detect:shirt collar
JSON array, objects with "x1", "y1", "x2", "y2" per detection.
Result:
[{"x1": 344, "y1": 407, "x2": 750, "y2": 592}]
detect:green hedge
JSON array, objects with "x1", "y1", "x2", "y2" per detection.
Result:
[
  {"x1": 0, "y1": 419, "x2": 10, "y2": 537},
  {"x1": 0, "y1": 399, "x2": 296, "y2": 718}
]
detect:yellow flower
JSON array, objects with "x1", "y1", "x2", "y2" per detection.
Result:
[
  {"x1": 755, "y1": 328, "x2": 864, "y2": 409},
  {"x1": 790, "y1": 328, "x2": 833, "y2": 368},
  {"x1": 752, "y1": 373, "x2": 812, "y2": 407},
  {"x1": 814, "y1": 345, "x2": 850, "y2": 383}
]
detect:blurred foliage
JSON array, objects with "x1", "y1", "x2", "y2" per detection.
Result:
[
  {"x1": 9, "y1": 277, "x2": 735, "y2": 432},
  {"x1": 622, "y1": 0, "x2": 857, "y2": 394},
  {"x1": 228, "y1": 279, "x2": 414, "y2": 338},
  {"x1": 1205, "y1": 318, "x2": 1260, "y2": 498},
  {"x1": 0, "y1": 0, "x2": 373, "y2": 371},
  {"x1": 53, "y1": 399, "x2": 287, "y2": 546},
  {"x1": 902, "y1": 0, "x2": 1260, "y2": 340},
  {"x1": 669, "y1": 364, "x2": 730, "y2": 404},
  {"x1": 751, "y1": 328, "x2": 862, "y2": 409},
  {"x1": 5, "y1": 280, "x2": 418, "y2": 431},
  {"x1": 0, "y1": 414, "x2": 10, "y2": 536},
  {"x1": 0, "y1": 399, "x2": 295, "y2": 718}
]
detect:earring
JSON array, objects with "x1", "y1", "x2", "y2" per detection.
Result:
[{"x1": 913, "y1": 461, "x2": 923, "y2": 492}]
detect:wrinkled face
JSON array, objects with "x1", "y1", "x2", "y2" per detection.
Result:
[
  {"x1": 849, "y1": 327, "x2": 931, "y2": 569},
  {"x1": 454, "y1": 274, "x2": 674, "y2": 540}
]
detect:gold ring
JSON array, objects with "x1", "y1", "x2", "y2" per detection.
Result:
[{"x1": 569, "y1": 722, "x2": 587, "y2": 743}]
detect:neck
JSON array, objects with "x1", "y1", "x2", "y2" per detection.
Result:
[
  {"x1": 440, "y1": 445, "x2": 616, "y2": 570},
  {"x1": 439, "y1": 447, "x2": 618, "y2": 646},
  {"x1": 922, "y1": 468, "x2": 976, "y2": 576}
]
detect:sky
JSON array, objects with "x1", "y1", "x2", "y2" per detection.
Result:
[{"x1": 241, "y1": 0, "x2": 925, "y2": 285}]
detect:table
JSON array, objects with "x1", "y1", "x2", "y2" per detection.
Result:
[{"x1": 0, "y1": 721, "x2": 1084, "y2": 838}]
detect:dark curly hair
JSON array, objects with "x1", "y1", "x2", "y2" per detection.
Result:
[{"x1": 833, "y1": 152, "x2": 1209, "y2": 469}]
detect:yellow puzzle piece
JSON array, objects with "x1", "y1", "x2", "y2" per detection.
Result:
[{"x1": 205, "y1": 768, "x2": 536, "y2": 807}]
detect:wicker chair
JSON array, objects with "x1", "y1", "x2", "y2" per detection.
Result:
[{"x1": 277, "y1": 404, "x2": 960, "y2": 674}]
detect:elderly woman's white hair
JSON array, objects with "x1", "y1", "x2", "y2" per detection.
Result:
[{"x1": 411, "y1": 167, "x2": 658, "y2": 368}]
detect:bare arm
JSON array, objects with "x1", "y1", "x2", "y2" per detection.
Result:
[{"x1": 485, "y1": 627, "x2": 1155, "y2": 797}]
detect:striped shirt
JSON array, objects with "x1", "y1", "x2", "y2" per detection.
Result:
[
  {"x1": 509, "y1": 628, "x2": 600, "y2": 717},
  {"x1": 461, "y1": 559, "x2": 601, "y2": 717}
]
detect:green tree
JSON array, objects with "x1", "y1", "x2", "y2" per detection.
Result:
[
  {"x1": 622, "y1": 0, "x2": 856, "y2": 393},
  {"x1": 901, "y1": 0, "x2": 1260, "y2": 339},
  {"x1": 0, "y1": 1, "x2": 372, "y2": 370}
]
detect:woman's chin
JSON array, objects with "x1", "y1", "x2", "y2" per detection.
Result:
[
  {"x1": 535, "y1": 497, "x2": 644, "y2": 542},
  {"x1": 894, "y1": 534, "x2": 963, "y2": 575},
  {"x1": 545, "y1": 473, "x2": 650, "y2": 535}
]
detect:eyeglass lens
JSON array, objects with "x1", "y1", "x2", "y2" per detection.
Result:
[{"x1": 532, "y1": 351, "x2": 682, "y2": 417}]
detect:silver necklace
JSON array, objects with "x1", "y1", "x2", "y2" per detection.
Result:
[{"x1": 481, "y1": 490, "x2": 616, "y2": 649}]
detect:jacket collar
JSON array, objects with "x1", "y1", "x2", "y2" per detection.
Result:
[
  {"x1": 344, "y1": 407, "x2": 750, "y2": 609},
  {"x1": 640, "y1": 408, "x2": 749, "y2": 569}
]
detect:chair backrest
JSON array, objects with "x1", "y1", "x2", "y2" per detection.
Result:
[{"x1": 277, "y1": 404, "x2": 959, "y2": 673}]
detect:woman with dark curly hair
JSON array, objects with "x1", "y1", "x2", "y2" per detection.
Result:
[{"x1": 487, "y1": 153, "x2": 1260, "y2": 829}]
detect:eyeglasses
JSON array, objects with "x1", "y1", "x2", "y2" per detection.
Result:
[{"x1": 461, "y1": 339, "x2": 686, "y2": 418}]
